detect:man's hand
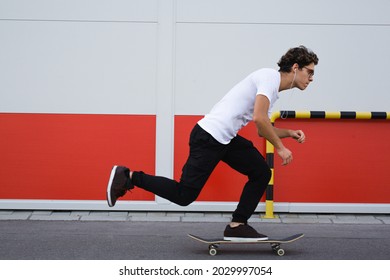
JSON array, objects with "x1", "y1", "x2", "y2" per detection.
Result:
[
  {"x1": 290, "y1": 130, "x2": 305, "y2": 143},
  {"x1": 276, "y1": 146, "x2": 293, "y2": 165}
]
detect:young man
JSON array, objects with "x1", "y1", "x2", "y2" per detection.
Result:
[{"x1": 107, "y1": 46, "x2": 318, "y2": 241}]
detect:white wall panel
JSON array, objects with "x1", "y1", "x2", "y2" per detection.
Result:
[
  {"x1": 175, "y1": 23, "x2": 390, "y2": 114},
  {"x1": 177, "y1": 0, "x2": 389, "y2": 25},
  {"x1": 275, "y1": 25, "x2": 390, "y2": 113},
  {"x1": 175, "y1": 23, "x2": 283, "y2": 114},
  {"x1": 0, "y1": 20, "x2": 157, "y2": 114},
  {"x1": 174, "y1": 0, "x2": 390, "y2": 115},
  {"x1": 0, "y1": 0, "x2": 157, "y2": 22}
]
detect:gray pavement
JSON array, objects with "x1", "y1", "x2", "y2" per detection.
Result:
[{"x1": 0, "y1": 211, "x2": 389, "y2": 260}]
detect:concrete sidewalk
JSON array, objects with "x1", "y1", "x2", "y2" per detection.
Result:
[{"x1": 1, "y1": 210, "x2": 389, "y2": 224}]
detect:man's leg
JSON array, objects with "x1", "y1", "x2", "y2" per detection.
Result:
[
  {"x1": 220, "y1": 135, "x2": 271, "y2": 240},
  {"x1": 222, "y1": 135, "x2": 272, "y2": 223},
  {"x1": 130, "y1": 172, "x2": 199, "y2": 206},
  {"x1": 109, "y1": 124, "x2": 225, "y2": 206}
]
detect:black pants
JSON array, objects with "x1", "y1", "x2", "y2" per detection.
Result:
[{"x1": 132, "y1": 124, "x2": 271, "y2": 223}]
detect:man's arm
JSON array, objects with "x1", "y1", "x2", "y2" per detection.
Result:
[
  {"x1": 274, "y1": 127, "x2": 306, "y2": 143},
  {"x1": 253, "y1": 95, "x2": 293, "y2": 165}
]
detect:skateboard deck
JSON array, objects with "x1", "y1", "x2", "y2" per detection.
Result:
[{"x1": 188, "y1": 233, "x2": 304, "y2": 256}]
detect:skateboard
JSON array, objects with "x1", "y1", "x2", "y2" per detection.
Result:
[{"x1": 188, "y1": 233, "x2": 304, "y2": 256}]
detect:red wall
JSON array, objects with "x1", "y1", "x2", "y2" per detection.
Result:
[
  {"x1": 174, "y1": 116, "x2": 390, "y2": 204},
  {"x1": 0, "y1": 113, "x2": 155, "y2": 201},
  {"x1": 273, "y1": 119, "x2": 390, "y2": 203}
]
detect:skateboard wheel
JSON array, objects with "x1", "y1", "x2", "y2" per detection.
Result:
[
  {"x1": 277, "y1": 248, "x2": 285, "y2": 256},
  {"x1": 209, "y1": 248, "x2": 218, "y2": 256},
  {"x1": 208, "y1": 244, "x2": 218, "y2": 256}
]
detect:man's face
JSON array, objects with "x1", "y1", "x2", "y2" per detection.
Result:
[{"x1": 296, "y1": 62, "x2": 315, "y2": 90}]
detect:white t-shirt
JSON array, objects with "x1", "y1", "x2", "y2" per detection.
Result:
[{"x1": 198, "y1": 68, "x2": 280, "y2": 144}]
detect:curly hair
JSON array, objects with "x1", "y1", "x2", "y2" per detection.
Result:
[{"x1": 278, "y1": 46, "x2": 319, "y2": 72}]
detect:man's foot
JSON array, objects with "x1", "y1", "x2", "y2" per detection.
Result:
[
  {"x1": 223, "y1": 224, "x2": 268, "y2": 241},
  {"x1": 106, "y1": 165, "x2": 134, "y2": 207}
]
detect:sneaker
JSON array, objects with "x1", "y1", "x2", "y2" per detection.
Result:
[
  {"x1": 106, "y1": 165, "x2": 134, "y2": 207},
  {"x1": 223, "y1": 224, "x2": 268, "y2": 241}
]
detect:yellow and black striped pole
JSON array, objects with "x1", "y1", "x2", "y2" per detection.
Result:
[{"x1": 263, "y1": 111, "x2": 390, "y2": 219}]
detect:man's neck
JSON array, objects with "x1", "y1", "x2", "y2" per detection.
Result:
[{"x1": 279, "y1": 71, "x2": 295, "y2": 92}]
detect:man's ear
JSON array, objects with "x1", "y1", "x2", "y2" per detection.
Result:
[{"x1": 292, "y1": 63, "x2": 299, "y2": 73}]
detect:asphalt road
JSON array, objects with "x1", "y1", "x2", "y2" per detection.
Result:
[{"x1": 0, "y1": 220, "x2": 389, "y2": 260}]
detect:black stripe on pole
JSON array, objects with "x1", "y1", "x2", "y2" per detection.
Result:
[
  {"x1": 371, "y1": 112, "x2": 388, "y2": 119},
  {"x1": 340, "y1": 111, "x2": 357, "y2": 119},
  {"x1": 266, "y1": 153, "x2": 274, "y2": 168},
  {"x1": 280, "y1": 111, "x2": 295, "y2": 119},
  {"x1": 310, "y1": 111, "x2": 326, "y2": 118},
  {"x1": 266, "y1": 185, "x2": 273, "y2": 200}
]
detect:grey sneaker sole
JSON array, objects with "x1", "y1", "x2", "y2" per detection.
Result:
[
  {"x1": 223, "y1": 236, "x2": 269, "y2": 242},
  {"x1": 106, "y1": 165, "x2": 118, "y2": 207}
]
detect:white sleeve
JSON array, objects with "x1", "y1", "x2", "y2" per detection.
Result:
[
  {"x1": 253, "y1": 70, "x2": 280, "y2": 117},
  {"x1": 254, "y1": 71, "x2": 277, "y2": 101}
]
